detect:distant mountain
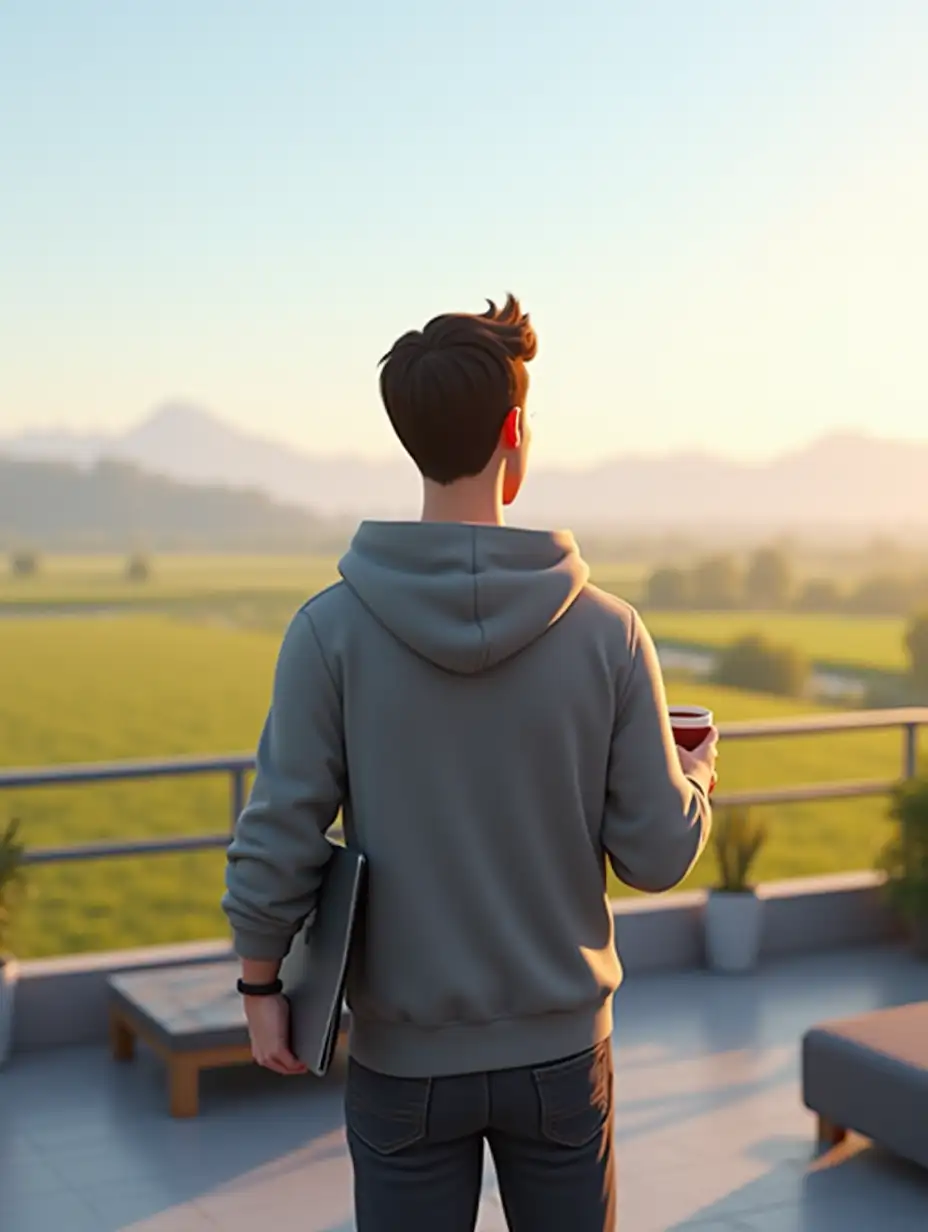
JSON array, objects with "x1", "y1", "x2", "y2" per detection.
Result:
[
  {"x1": 524, "y1": 432, "x2": 928, "y2": 530},
  {"x1": 3, "y1": 403, "x2": 927, "y2": 528},
  {"x1": 0, "y1": 456, "x2": 342, "y2": 551},
  {"x1": 3, "y1": 404, "x2": 419, "y2": 520}
]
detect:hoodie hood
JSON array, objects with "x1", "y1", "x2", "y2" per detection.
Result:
[{"x1": 338, "y1": 521, "x2": 590, "y2": 675}]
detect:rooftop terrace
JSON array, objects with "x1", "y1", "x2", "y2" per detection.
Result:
[
  {"x1": 4, "y1": 713, "x2": 928, "y2": 1229},
  {"x1": 4, "y1": 946, "x2": 928, "y2": 1232}
]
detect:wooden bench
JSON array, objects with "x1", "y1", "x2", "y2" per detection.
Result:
[{"x1": 108, "y1": 961, "x2": 254, "y2": 1118}]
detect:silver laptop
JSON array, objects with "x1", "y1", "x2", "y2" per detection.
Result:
[{"x1": 279, "y1": 843, "x2": 366, "y2": 1077}]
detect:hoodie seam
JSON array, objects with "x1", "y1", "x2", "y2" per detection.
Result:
[
  {"x1": 301, "y1": 581, "x2": 345, "y2": 610},
  {"x1": 300, "y1": 607, "x2": 340, "y2": 696},
  {"x1": 615, "y1": 607, "x2": 642, "y2": 712},
  {"x1": 470, "y1": 526, "x2": 492, "y2": 672}
]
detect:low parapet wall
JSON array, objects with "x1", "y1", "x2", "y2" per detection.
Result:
[{"x1": 11, "y1": 872, "x2": 903, "y2": 1052}]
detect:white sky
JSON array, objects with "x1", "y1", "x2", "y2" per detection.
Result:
[{"x1": 2, "y1": 1, "x2": 927, "y2": 464}]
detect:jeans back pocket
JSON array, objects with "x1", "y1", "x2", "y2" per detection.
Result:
[
  {"x1": 346, "y1": 1058, "x2": 432, "y2": 1155},
  {"x1": 532, "y1": 1040, "x2": 614, "y2": 1149}
]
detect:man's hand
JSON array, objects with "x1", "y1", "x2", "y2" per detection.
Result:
[
  {"x1": 244, "y1": 994, "x2": 308, "y2": 1076},
  {"x1": 676, "y1": 728, "x2": 719, "y2": 795}
]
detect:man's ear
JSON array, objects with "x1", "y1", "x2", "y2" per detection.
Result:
[{"x1": 501, "y1": 407, "x2": 521, "y2": 450}]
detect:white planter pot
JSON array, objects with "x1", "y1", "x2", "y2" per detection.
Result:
[
  {"x1": 704, "y1": 891, "x2": 764, "y2": 973},
  {"x1": 0, "y1": 956, "x2": 19, "y2": 1068}
]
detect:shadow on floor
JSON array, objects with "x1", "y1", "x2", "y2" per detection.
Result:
[
  {"x1": 665, "y1": 1134, "x2": 928, "y2": 1231},
  {"x1": 614, "y1": 1055, "x2": 797, "y2": 1144}
]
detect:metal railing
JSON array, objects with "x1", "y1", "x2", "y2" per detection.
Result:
[
  {"x1": 2, "y1": 754, "x2": 252, "y2": 867},
  {"x1": 2, "y1": 708, "x2": 927, "y2": 868}
]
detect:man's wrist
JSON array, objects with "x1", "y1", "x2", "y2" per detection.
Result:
[{"x1": 241, "y1": 958, "x2": 282, "y2": 986}]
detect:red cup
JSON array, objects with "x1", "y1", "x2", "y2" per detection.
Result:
[
  {"x1": 668, "y1": 705, "x2": 714, "y2": 751},
  {"x1": 669, "y1": 705, "x2": 716, "y2": 794}
]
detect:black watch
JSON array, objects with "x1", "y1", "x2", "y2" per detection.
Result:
[{"x1": 236, "y1": 977, "x2": 283, "y2": 997}]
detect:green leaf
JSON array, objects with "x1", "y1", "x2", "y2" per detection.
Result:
[{"x1": 712, "y1": 806, "x2": 767, "y2": 893}]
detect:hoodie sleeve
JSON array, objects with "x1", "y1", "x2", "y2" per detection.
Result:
[
  {"x1": 602, "y1": 611, "x2": 711, "y2": 893},
  {"x1": 222, "y1": 608, "x2": 346, "y2": 960}
]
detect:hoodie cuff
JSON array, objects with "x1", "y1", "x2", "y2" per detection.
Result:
[{"x1": 232, "y1": 929, "x2": 294, "y2": 962}]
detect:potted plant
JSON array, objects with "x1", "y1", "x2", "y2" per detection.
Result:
[
  {"x1": 704, "y1": 807, "x2": 768, "y2": 973},
  {"x1": 876, "y1": 777, "x2": 928, "y2": 959},
  {"x1": 0, "y1": 819, "x2": 25, "y2": 1068}
]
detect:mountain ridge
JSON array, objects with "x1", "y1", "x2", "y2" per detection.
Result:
[{"x1": 3, "y1": 403, "x2": 927, "y2": 528}]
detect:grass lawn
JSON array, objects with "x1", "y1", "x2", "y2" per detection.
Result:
[
  {"x1": 0, "y1": 602, "x2": 908, "y2": 959},
  {"x1": 642, "y1": 610, "x2": 908, "y2": 673},
  {"x1": 0, "y1": 616, "x2": 281, "y2": 958}
]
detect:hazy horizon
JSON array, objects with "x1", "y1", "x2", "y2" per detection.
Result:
[
  {"x1": 5, "y1": 401, "x2": 928, "y2": 533},
  {"x1": 3, "y1": 1, "x2": 928, "y2": 465},
  {"x1": 5, "y1": 398, "x2": 927, "y2": 469}
]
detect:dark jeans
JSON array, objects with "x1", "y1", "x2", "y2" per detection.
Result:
[{"x1": 345, "y1": 1039, "x2": 616, "y2": 1231}]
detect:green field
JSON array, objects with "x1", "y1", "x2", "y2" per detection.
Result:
[
  {"x1": 1, "y1": 554, "x2": 903, "y2": 665},
  {"x1": 0, "y1": 598, "x2": 908, "y2": 959},
  {"x1": 0, "y1": 554, "x2": 647, "y2": 606},
  {"x1": 0, "y1": 554, "x2": 342, "y2": 640},
  {"x1": 644, "y1": 610, "x2": 907, "y2": 672},
  {"x1": 0, "y1": 554, "x2": 340, "y2": 603},
  {"x1": 0, "y1": 554, "x2": 647, "y2": 633}
]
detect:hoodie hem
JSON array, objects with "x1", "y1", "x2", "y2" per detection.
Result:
[{"x1": 347, "y1": 997, "x2": 615, "y2": 1078}]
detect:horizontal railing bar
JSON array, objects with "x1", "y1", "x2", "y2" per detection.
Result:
[
  {"x1": 0, "y1": 754, "x2": 255, "y2": 790},
  {"x1": 716, "y1": 708, "x2": 928, "y2": 741},
  {"x1": 22, "y1": 825, "x2": 348, "y2": 866},
  {"x1": 21, "y1": 833, "x2": 232, "y2": 865},
  {"x1": 711, "y1": 778, "x2": 898, "y2": 808},
  {"x1": 15, "y1": 772, "x2": 892, "y2": 866},
  {"x1": 3, "y1": 710, "x2": 927, "y2": 793},
  {"x1": 5, "y1": 707, "x2": 924, "y2": 867}
]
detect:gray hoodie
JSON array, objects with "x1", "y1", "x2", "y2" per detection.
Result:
[{"x1": 223, "y1": 522, "x2": 710, "y2": 1078}]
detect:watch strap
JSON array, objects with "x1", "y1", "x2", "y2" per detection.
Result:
[{"x1": 236, "y1": 977, "x2": 283, "y2": 997}]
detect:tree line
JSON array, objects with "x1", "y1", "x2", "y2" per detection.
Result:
[
  {"x1": 0, "y1": 456, "x2": 349, "y2": 552},
  {"x1": 644, "y1": 547, "x2": 928, "y2": 617},
  {"x1": 707, "y1": 614, "x2": 928, "y2": 701}
]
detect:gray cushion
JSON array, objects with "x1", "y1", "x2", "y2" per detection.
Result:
[{"x1": 802, "y1": 1002, "x2": 928, "y2": 1169}]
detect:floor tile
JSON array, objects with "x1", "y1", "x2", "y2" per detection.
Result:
[
  {"x1": 0, "y1": 1138, "x2": 71, "y2": 1198},
  {"x1": 0, "y1": 1189, "x2": 100, "y2": 1232},
  {"x1": 82, "y1": 1183, "x2": 218, "y2": 1232}
]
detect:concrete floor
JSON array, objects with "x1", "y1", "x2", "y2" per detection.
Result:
[{"x1": 3, "y1": 946, "x2": 928, "y2": 1231}]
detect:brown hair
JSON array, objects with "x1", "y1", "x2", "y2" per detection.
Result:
[{"x1": 379, "y1": 294, "x2": 537, "y2": 484}]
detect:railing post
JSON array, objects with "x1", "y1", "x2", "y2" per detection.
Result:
[
  {"x1": 902, "y1": 723, "x2": 919, "y2": 781},
  {"x1": 230, "y1": 767, "x2": 246, "y2": 830}
]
